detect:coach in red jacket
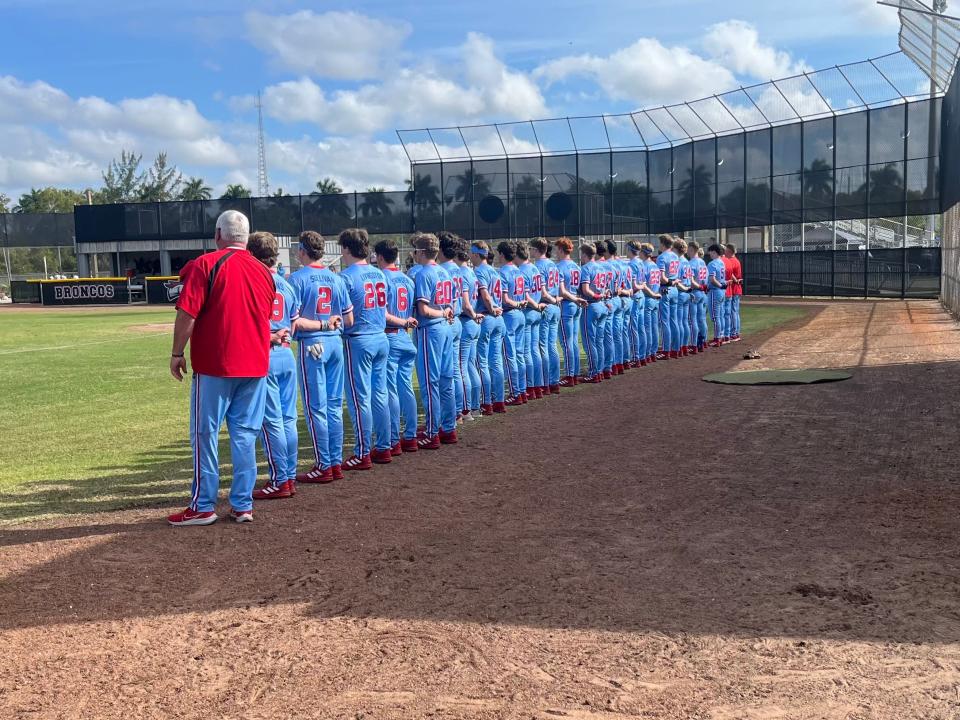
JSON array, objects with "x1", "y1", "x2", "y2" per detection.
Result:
[
  {"x1": 723, "y1": 243, "x2": 743, "y2": 342},
  {"x1": 167, "y1": 210, "x2": 276, "y2": 526}
]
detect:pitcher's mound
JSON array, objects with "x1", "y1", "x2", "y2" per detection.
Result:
[{"x1": 703, "y1": 368, "x2": 852, "y2": 385}]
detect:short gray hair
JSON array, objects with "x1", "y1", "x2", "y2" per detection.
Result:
[{"x1": 215, "y1": 210, "x2": 250, "y2": 245}]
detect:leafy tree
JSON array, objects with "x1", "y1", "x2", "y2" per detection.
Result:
[
  {"x1": 14, "y1": 187, "x2": 87, "y2": 214},
  {"x1": 0, "y1": 193, "x2": 10, "y2": 213},
  {"x1": 101, "y1": 150, "x2": 145, "y2": 203},
  {"x1": 272, "y1": 187, "x2": 290, "y2": 197},
  {"x1": 139, "y1": 152, "x2": 183, "y2": 202},
  {"x1": 358, "y1": 188, "x2": 392, "y2": 218},
  {"x1": 454, "y1": 169, "x2": 492, "y2": 203},
  {"x1": 315, "y1": 177, "x2": 343, "y2": 195},
  {"x1": 179, "y1": 177, "x2": 212, "y2": 201},
  {"x1": 221, "y1": 184, "x2": 252, "y2": 199}
]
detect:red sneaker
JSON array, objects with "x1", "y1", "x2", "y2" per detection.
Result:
[
  {"x1": 343, "y1": 454, "x2": 373, "y2": 471},
  {"x1": 284, "y1": 479, "x2": 297, "y2": 496},
  {"x1": 731, "y1": 335, "x2": 741, "y2": 342},
  {"x1": 581, "y1": 374, "x2": 602, "y2": 384},
  {"x1": 331, "y1": 464, "x2": 345, "y2": 481},
  {"x1": 481, "y1": 404, "x2": 494, "y2": 416},
  {"x1": 708, "y1": 339, "x2": 722, "y2": 348},
  {"x1": 559, "y1": 376, "x2": 573, "y2": 387},
  {"x1": 492, "y1": 401, "x2": 507, "y2": 413},
  {"x1": 390, "y1": 442, "x2": 403, "y2": 457},
  {"x1": 400, "y1": 438, "x2": 419, "y2": 452},
  {"x1": 549, "y1": 384, "x2": 561, "y2": 395},
  {"x1": 521, "y1": 391, "x2": 528, "y2": 404},
  {"x1": 640, "y1": 359, "x2": 647, "y2": 367},
  {"x1": 167, "y1": 507, "x2": 217, "y2": 526},
  {"x1": 252, "y1": 482, "x2": 291, "y2": 500},
  {"x1": 371, "y1": 448, "x2": 393, "y2": 464},
  {"x1": 603, "y1": 369, "x2": 613, "y2": 379},
  {"x1": 298, "y1": 466, "x2": 333, "y2": 484},
  {"x1": 229, "y1": 508, "x2": 253, "y2": 523},
  {"x1": 506, "y1": 395, "x2": 524, "y2": 407},
  {"x1": 416, "y1": 426, "x2": 427, "y2": 440},
  {"x1": 418, "y1": 434, "x2": 440, "y2": 450},
  {"x1": 439, "y1": 429, "x2": 458, "y2": 445}
]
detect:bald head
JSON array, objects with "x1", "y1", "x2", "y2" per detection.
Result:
[{"x1": 215, "y1": 210, "x2": 250, "y2": 249}]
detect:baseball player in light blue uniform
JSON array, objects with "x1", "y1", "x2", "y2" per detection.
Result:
[
  {"x1": 594, "y1": 242, "x2": 616, "y2": 378},
  {"x1": 688, "y1": 244, "x2": 709, "y2": 352},
  {"x1": 471, "y1": 241, "x2": 506, "y2": 413},
  {"x1": 656, "y1": 235, "x2": 681, "y2": 358},
  {"x1": 339, "y1": 229, "x2": 392, "y2": 470},
  {"x1": 498, "y1": 241, "x2": 527, "y2": 404},
  {"x1": 412, "y1": 233, "x2": 457, "y2": 447},
  {"x1": 554, "y1": 238, "x2": 585, "y2": 385},
  {"x1": 289, "y1": 231, "x2": 351, "y2": 483},
  {"x1": 246, "y1": 232, "x2": 299, "y2": 500},
  {"x1": 706, "y1": 243, "x2": 729, "y2": 345},
  {"x1": 438, "y1": 232, "x2": 467, "y2": 425},
  {"x1": 642, "y1": 245, "x2": 662, "y2": 363},
  {"x1": 456, "y1": 246, "x2": 483, "y2": 417},
  {"x1": 578, "y1": 242, "x2": 609, "y2": 383},
  {"x1": 531, "y1": 239, "x2": 561, "y2": 393},
  {"x1": 517, "y1": 245, "x2": 545, "y2": 399},
  {"x1": 626, "y1": 240, "x2": 647, "y2": 367},
  {"x1": 609, "y1": 240, "x2": 633, "y2": 373},
  {"x1": 375, "y1": 239, "x2": 419, "y2": 454},
  {"x1": 675, "y1": 240, "x2": 693, "y2": 356}
]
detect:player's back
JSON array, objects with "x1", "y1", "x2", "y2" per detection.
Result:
[
  {"x1": 459, "y1": 264, "x2": 479, "y2": 312},
  {"x1": 691, "y1": 258, "x2": 708, "y2": 288},
  {"x1": 645, "y1": 259, "x2": 661, "y2": 292},
  {"x1": 475, "y1": 263, "x2": 502, "y2": 311},
  {"x1": 708, "y1": 258, "x2": 727, "y2": 286},
  {"x1": 383, "y1": 267, "x2": 415, "y2": 321},
  {"x1": 555, "y1": 259, "x2": 580, "y2": 294},
  {"x1": 519, "y1": 262, "x2": 541, "y2": 302},
  {"x1": 288, "y1": 264, "x2": 350, "y2": 340},
  {"x1": 658, "y1": 250, "x2": 680, "y2": 281},
  {"x1": 678, "y1": 257, "x2": 692, "y2": 285},
  {"x1": 440, "y1": 260, "x2": 463, "y2": 315},
  {"x1": 413, "y1": 263, "x2": 452, "y2": 326},
  {"x1": 340, "y1": 262, "x2": 387, "y2": 335},
  {"x1": 270, "y1": 272, "x2": 299, "y2": 333},
  {"x1": 500, "y1": 263, "x2": 524, "y2": 305}
]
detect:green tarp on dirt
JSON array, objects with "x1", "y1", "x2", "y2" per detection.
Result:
[{"x1": 703, "y1": 369, "x2": 852, "y2": 385}]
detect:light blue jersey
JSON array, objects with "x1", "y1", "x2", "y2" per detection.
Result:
[
  {"x1": 414, "y1": 263, "x2": 453, "y2": 327},
  {"x1": 340, "y1": 262, "x2": 388, "y2": 336},
  {"x1": 270, "y1": 273, "x2": 299, "y2": 333},
  {"x1": 288, "y1": 264, "x2": 351, "y2": 341},
  {"x1": 383, "y1": 267, "x2": 414, "y2": 321},
  {"x1": 474, "y1": 263, "x2": 503, "y2": 312},
  {"x1": 518, "y1": 261, "x2": 542, "y2": 303},
  {"x1": 440, "y1": 260, "x2": 464, "y2": 316}
]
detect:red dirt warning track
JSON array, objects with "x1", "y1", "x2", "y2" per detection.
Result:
[{"x1": 2, "y1": 299, "x2": 960, "y2": 719}]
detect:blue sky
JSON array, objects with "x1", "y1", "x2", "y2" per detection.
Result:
[{"x1": 0, "y1": 0, "x2": 905, "y2": 199}]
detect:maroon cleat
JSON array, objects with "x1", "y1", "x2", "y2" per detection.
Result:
[
  {"x1": 343, "y1": 454, "x2": 373, "y2": 471},
  {"x1": 439, "y1": 429, "x2": 458, "y2": 445},
  {"x1": 559, "y1": 376, "x2": 573, "y2": 387},
  {"x1": 481, "y1": 403, "x2": 494, "y2": 416},
  {"x1": 331, "y1": 464, "x2": 345, "y2": 481},
  {"x1": 492, "y1": 401, "x2": 507, "y2": 413},
  {"x1": 505, "y1": 395, "x2": 524, "y2": 407},
  {"x1": 390, "y1": 442, "x2": 403, "y2": 457},
  {"x1": 418, "y1": 434, "x2": 440, "y2": 450},
  {"x1": 371, "y1": 448, "x2": 393, "y2": 464},
  {"x1": 549, "y1": 384, "x2": 561, "y2": 395},
  {"x1": 297, "y1": 465, "x2": 334, "y2": 484},
  {"x1": 229, "y1": 508, "x2": 254, "y2": 523},
  {"x1": 167, "y1": 507, "x2": 217, "y2": 527},
  {"x1": 603, "y1": 369, "x2": 613, "y2": 379},
  {"x1": 284, "y1": 479, "x2": 297, "y2": 496},
  {"x1": 252, "y1": 482, "x2": 292, "y2": 500},
  {"x1": 400, "y1": 438, "x2": 419, "y2": 453}
]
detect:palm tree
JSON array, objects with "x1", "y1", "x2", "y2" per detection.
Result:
[
  {"x1": 453, "y1": 169, "x2": 492, "y2": 204},
  {"x1": 315, "y1": 177, "x2": 343, "y2": 195},
  {"x1": 404, "y1": 174, "x2": 440, "y2": 207},
  {"x1": 179, "y1": 177, "x2": 212, "y2": 201},
  {"x1": 803, "y1": 158, "x2": 832, "y2": 207},
  {"x1": 358, "y1": 188, "x2": 392, "y2": 219},
  {"x1": 221, "y1": 184, "x2": 251, "y2": 199}
]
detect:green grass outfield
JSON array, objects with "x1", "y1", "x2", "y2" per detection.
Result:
[{"x1": 0, "y1": 302, "x2": 805, "y2": 523}]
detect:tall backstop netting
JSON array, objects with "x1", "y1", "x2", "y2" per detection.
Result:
[{"x1": 940, "y1": 52, "x2": 960, "y2": 316}]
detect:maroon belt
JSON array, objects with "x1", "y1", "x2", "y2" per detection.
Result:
[{"x1": 385, "y1": 328, "x2": 400, "y2": 334}]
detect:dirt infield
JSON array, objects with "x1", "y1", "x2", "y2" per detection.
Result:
[{"x1": 3, "y1": 299, "x2": 960, "y2": 719}]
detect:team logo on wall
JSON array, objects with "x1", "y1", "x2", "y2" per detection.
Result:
[
  {"x1": 53, "y1": 284, "x2": 115, "y2": 300},
  {"x1": 164, "y1": 281, "x2": 183, "y2": 302}
]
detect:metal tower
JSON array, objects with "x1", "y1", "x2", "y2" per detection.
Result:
[{"x1": 256, "y1": 91, "x2": 269, "y2": 197}]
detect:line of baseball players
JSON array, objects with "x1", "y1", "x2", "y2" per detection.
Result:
[
  {"x1": 167, "y1": 211, "x2": 742, "y2": 526},
  {"x1": 251, "y1": 229, "x2": 743, "y2": 496}
]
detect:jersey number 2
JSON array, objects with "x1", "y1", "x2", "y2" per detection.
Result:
[{"x1": 316, "y1": 286, "x2": 332, "y2": 315}]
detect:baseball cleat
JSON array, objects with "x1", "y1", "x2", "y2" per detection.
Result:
[
  {"x1": 549, "y1": 384, "x2": 561, "y2": 395},
  {"x1": 603, "y1": 369, "x2": 613, "y2": 379},
  {"x1": 492, "y1": 401, "x2": 507, "y2": 413},
  {"x1": 343, "y1": 454, "x2": 373, "y2": 471},
  {"x1": 390, "y1": 442, "x2": 403, "y2": 457},
  {"x1": 167, "y1": 508, "x2": 217, "y2": 527},
  {"x1": 505, "y1": 395, "x2": 523, "y2": 407},
  {"x1": 331, "y1": 464, "x2": 345, "y2": 481},
  {"x1": 252, "y1": 482, "x2": 291, "y2": 500},
  {"x1": 371, "y1": 448, "x2": 393, "y2": 464},
  {"x1": 708, "y1": 339, "x2": 722, "y2": 348},
  {"x1": 418, "y1": 434, "x2": 440, "y2": 450},
  {"x1": 559, "y1": 376, "x2": 573, "y2": 387},
  {"x1": 229, "y1": 508, "x2": 254, "y2": 523},
  {"x1": 731, "y1": 334, "x2": 741, "y2": 342},
  {"x1": 297, "y1": 465, "x2": 334, "y2": 484},
  {"x1": 581, "y1": 375, "x2": 602, "y2": 384},
  {"x1": 284, "y1": 479, "x2": 297, "y2": 496},
  {"x1": 400, "y1": 438, "x2": 419, "y2": 452},
  {"x1": 481, "y1": 404, "x2": 494, "y2": 416},
  {"x1": 439, "y1": 429, "x2": 458, "y2": 445}
]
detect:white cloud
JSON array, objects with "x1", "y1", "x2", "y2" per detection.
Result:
[
  {"x1": 535, "y1": 37, "x2": 737, "y2": 106},
  {"x1": 703, "y1": 20, "x2": 811, "y2": 80},
  {"x1": 245, "y1": 10, "x2": 411, "y2": 80},
  {"x1": 257, "y1": 32, "x2": 547, "y2": 136},
  {"x1": 842, "y1": 0, "x2": 900, "y2": 32}
]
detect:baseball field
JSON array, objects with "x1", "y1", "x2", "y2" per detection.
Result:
[{"x1": 2, "y1": 298, "x2": 960, "y2": 719}]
